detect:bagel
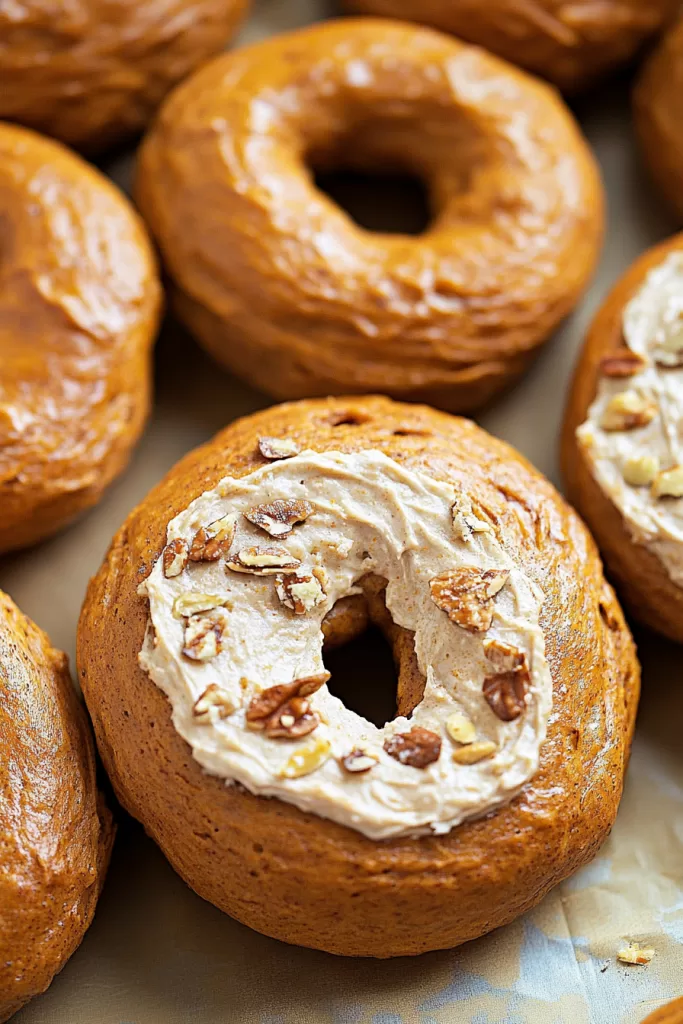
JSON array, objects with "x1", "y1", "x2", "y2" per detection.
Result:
[
  {"x1": 643, "y1": 998, "x2": 683, "y2": 1024},
  {"x1": 78, "y1": 395, "x2": 638, "y2": 958},
  {"x1": 135, "y1": 18, "x2": 604, "y2": 414},
  {"x1": 0, "y1": 0, "x2": 249, "y2": 152},
  {"x1": 635, "y1": 15, "x2": 683, "y2": 223},
  {"x1": 343, "y1": 0, "x2": 678, "y2": 93},
  {"x1": 0, "y1": 122, "x2": 161, "y2": 555},
  {"x1": 0, "y1": 590, "x2": 113, "y2": 1022},
  {"x1": 562, "y1": 235, "x2": 683, "y2": 643}
]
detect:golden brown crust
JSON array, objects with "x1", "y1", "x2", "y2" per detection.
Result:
[
  {"x1": 78, "y1": 395, "x2": 638, "y2": 958},
  {"x1": 0, "y1": 122, "x2": 162, "y2": 555},
  {"x1": 0, "y1": 591, "x2": 114, "y2": 1022},
  {"x1": 344, "y1": 0, "x2": 678, "y2": 92},
  {"x1": 634, "y1": 16, "x2": 683, "y2": 222},
  {"x1": 0, "y1": 0, "x2": 249, "y2": 152},
  {"x1": 561, "y1": 234, "x2": 683, "y2": 643},
  {"x1": 643, "y1": 998, "x2": 683, "y2": 1024},
  {"x1": 135, "y1": 18, "x2": 604, "y2": 414}
]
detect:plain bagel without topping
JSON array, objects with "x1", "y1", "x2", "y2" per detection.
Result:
[
  {"x1": 562, "y1": 235, "x2": 683, "y2": 643},
  {"x1": 344, "y1": 0, "x2": 679, "y2": 92},
  {"x1": 78, "y1": 396, "x2": 638, "y2": 958},
  {"x1": 0, "y1": 591, "x2": 113, "y2": 1022},
  {"x1": 135, "y1": 18, "x2": 604, "y2": 414},
  {"x1": 0, "y1": 122, "x2": 161, "y2": 555},
  {"x1": 0, "y1": 0, "x2": 250, "y2": 152}
]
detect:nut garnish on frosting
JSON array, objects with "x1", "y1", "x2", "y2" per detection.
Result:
[
  {"x1": 138, "y1": 449, "x2": 552, "y2": 840},
  {"x1": 577, "y1": 252, "x2": 683, "y2": 588},
  {"x1": 258, "y1": 436, "x2": 300, "y2": 460}
]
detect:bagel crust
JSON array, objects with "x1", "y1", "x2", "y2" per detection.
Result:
[
  {"x1": 0, "y1": 0, "x2": 249, "y2": 152},
  {"x1": 0, "y1": 591, "x2": 113, "y2": 1022},
  {"x1": 0, "y1": 122, "x2": 161, "y2": 555},
  {"x1": 635, "y1": 16, "x2": 683, "y2": 223},
  {"x1": 562, "y1": 235, "x2": 683, "y2": 643},
  {"x1": 135, "y1": 18, "x2": 604, "y2": 414},
  {"x1": 643, "y1": 998, "x2": 683, "y2": 1024},
  {"x1": 78, "y1": 396, "x2": 638, "y2": 958},
  {"x1": 344, "y1": 0, "x2": 678, "y2": 92}
]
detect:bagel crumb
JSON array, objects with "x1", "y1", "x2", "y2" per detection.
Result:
[
  {"x1": 163, "y1": 538, "x2": 189, "y2": 578},
  {"x1": 340, "y1": 749, "x2": 379, "y2": 774},
  {"x1": 617, "y1": 942, "x2": 655, "y2": 966},
  {"x1": 601, "y1": 391, "x2": 657, "y2": 431},
  {"x1": 193, "y1": 683, "x2": 235, "y2": 722},
  {"x1": 227, "y1": 546, "x2": 301, "y2": 574},
  {"x1": 384, "y1": 727, "x2": 441, "y2": 768},
  {"x1": 278, "y1": 738, "x2": 332, "y2": 778},
  {"x1": 244, "y1": 498, "x2": 314, "y2": 538},
  {"x1": 430, "y1": 568, "x2": 510, "y2": 632},
  {"x1": 445, "y1": 712, "x2": 477, "y2": 745},
  {"x1": 651, "y1": 465, "x2": 683, "y2": 499},
  {"x1": 452, "y1": 741, "x2": 497, "y2": 765},
  {"x1": 258, "y1": 436, "x2": 300, "y2": 460}
]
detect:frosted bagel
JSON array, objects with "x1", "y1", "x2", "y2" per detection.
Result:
[
  {"x1": 135, "y1": 18, "x2": 604, "y2": 414},
  {"x1": 78, "y1": 396, "x2": 638, "y2": 958},
  {"x1": 563, "y1": 236, "x2": 683, "y2": 642}
]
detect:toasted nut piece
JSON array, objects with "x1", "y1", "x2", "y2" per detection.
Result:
[
  {"x1": 430, "y1": 567, "x2": 510, "y2": 632},
  {"x1": 163, "y1": 538, "x2": 189, "y2": 578},
  {"x1": 189, "y1": 513, "x2": 238, "y2": 562},
  {"x1": 617, "y1": 943, "x2": 655, "y2": 966},
  {"x1": 227, "y1": 545, "x2": 301, "y2": 575},
  {"x1": 451, "y1": 495, "x2": 492, "y2": 541},
  {"x1": 193, "y1": 683, "x2": 235, "y2": 722},
  {"x1": 383, "y1": 726, "x2": 441, "y2": 768},
  {"x1": 445, "y1": 711, "x2": 477, "y2": 745},
  {"x1": 244, "y1": 498, "x2": 314, "y2": 538},
  {"x1": 275, "y1": 571, "x2": 325, "y2": 614},
  {"x1": 483, "y1": 669, "x2": 529, "y2": 721},
  {"x1": 452, "y1": 740, "x2": 497, "y2": 765},
  {"x1": 653, "y1": 323, "x2": 683, "y2": 368},
  {"x1": 183, "y1": 609, "x2": 228, "y2": 661},
  {"x1": 258, "y1": 436, "x2": 300, "y2": 460},
  {"x1": 246, "y1": 673, "x2": 329, "y2": 727},
  {"x1": 599, "y1": 351, "x2": 647, "y2": 377},
  {"x1": 278, "y1": 738, "x2": 332, "y2": 778},
  {"x1": 484, "y1": 638, "x2": 528, "y2": 673},
  {"x1": 340, "y1": 749, "x2": 379, "y2": 774},
  {"x1": 601, "y1": 391, "x2": 657, "y2": 432},
  {"x1": 264, "y1": 696, "x2": 320, "y2": 739},
  {"x1": 623, "y1": 454, "x2": 660, "y2": 487},
  {"x1": 173, "y1": 592, "x2": 228, "y2": 619},
  {"x1": 651, "y1": 465, "x2": 683, "y2": 499}
]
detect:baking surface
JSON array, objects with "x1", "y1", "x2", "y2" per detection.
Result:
[{"x1": 3, "y1": 0, "x2": 682, "y2": 1021}]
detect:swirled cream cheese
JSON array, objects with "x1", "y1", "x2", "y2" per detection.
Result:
[
  {"x1": 577, "y1": 253, "x2": 683, "y2": 587},
  {"x1": 139, "y1": 449, "x2": 552, "y2": 840}
]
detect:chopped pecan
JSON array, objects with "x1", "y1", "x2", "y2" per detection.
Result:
[
  {"x1": 263, "y1": 695, "x2": 319, "y2": 738},
  {"x1": 483, "y1": 670, "x2": 529, "y2": 722},
  {"x1": 189, "y1": 513, "x2": 237, "y2": 562},
  {"x1": 172, "y1": 592, "x2": 227, "y2": 619},
  {"x1": 622, "y1": 453, "x2": 659, "y2": 487},
  {"x1": 445, "y1": 711, "x2": 477, "y2": 745},
  {"x1": 383, "y1": 726, "x2": 441, "y2": 768},
  {"x1": 340, "y1": 749, "x2": 379, "y2": 774},
  {"x1": 651, "y1": 465, "x2": 683, "y2": 499},
  {"x1": 600, "y1": 391, "x2": 657, "y2": 431},
  {"x1": 599, "y1": 351, "x2": 647, "y2": 377},
  {"x1": 484, "y1": 638, "x2": 528, "y2": 674},
  {"x1": 183, "y1": 609, "x2": 228, "y2": 662},
  {"x1": 227, "y1": 545, "x2": 301, "y2": 575},
  {"x1": 275, "y1": 571, "x2": 325, "y2": 614},
  {"x1": 451, "y1": 740, "x2": 497, "y2": 765},
  {"x1": 163, "y1": 538, "x2": 189, "y2": 578},
  {"x1": 430, "y1": 567, "x2": 509, "y2": 632},
  {"x1": 451, "y1": 495, "x2": 492, "y2": 541},
  {"x1": 246, "y1": 672, "x2": 329, "y2": 735},
  {"x1": 258, "y1": 436, "x2": 300, "y2": 460},
  {"x1": 244, "y1": 498, "x2": 314, "y2": 538},
  {"x1": 278, "y1": 738, "x2": 331, "y2": 778},
  {"x1": 193, "y1": 683, "x2": 235, "y2": 722}
]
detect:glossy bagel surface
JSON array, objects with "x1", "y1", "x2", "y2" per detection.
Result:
[
  {"x1": 136, "y1": 18, "x2": 604, "y2": 413},
  {"x1": 78, "y1": 395, "x2": 638, "y2": 958}
]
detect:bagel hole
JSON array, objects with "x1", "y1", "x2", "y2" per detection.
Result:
[
  {"x1": 311, "y1": 166, "x2": 431, "y2": 236},
  {"x1": 324, "y1": 624, "x2": 398, "y2": 729}
]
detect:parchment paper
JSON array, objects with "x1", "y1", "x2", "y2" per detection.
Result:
[{"x1": 5, "y1": 1, "x2": 683, "y2": 1021}]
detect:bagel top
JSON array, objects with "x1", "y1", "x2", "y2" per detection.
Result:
[
  {"x1": 0, "y1": 0, "x2": 249, "y2": 152},
  {"x1": 78, "y1": 396, "x2": 638, "y2": 957},
  {"x1": 0, "y1": 590, "x2": 113, "y2": 1022},
  {"x1": 135, "y1": 18, "x2": 604, "y2": 414},
  {"x1": 344, "y1": 0, "x2": 679, "y2": 92},
  {"x1": 0, "y1": 122, "x2": 161, "y2": 555},
  {"x1": 563, "y1": 235, "x2": 683, "y2": 641}
]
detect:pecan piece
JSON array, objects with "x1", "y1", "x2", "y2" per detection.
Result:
[
  {"x1": 430, "y1": 567, "x2": 509, "y2": 632},
  {"x1": 599, "y1": 351, "x2": 647, "y2": 377},
  {"x1": 383, "y1": 726, "x2": 441, "y2": 768},
  {"x1": 651, "y1": 465, "x2": 683, "y2": 499},
  {"x1": 483, "y1": 670, "x2": 528, "y2": 722},
  {"x1": 193, "y1": 683, "x2": 235, "y2": 722},
  {"x1": 246, "y1": 672, "x2": 329, "y2": 735},
  {"x1": 172, "y1": 592, "x2": 228, "y2": 619},
  {"x1": 244, "y1": 498, "x2": 314, "y2": 538},
  {"x1": 163, "y1": 538, "x2": 189, "y2": 578},
  {"x1": 182, "y1": 609, "x2": 228, "y2": 662},
  {"x1": 189, "y1": 513, "x2": 237, "y2": 562},
  {"x1": 227, "y1": 545, "x2": 301, "y2": 575},
  {"x1": 340, "y1": 749, "x2": 378, "y2": 774},
  {"x1": 258, "y1": 436, "x2": 300, "y2": 460},
  {"x1": 623, "y1": 454, "x2": 659, "y2": 487},
  {"x1": 264, "y1": 696, "x2": 319, "y2": 738},
  {"x1": 483, "y1": 638, "x2": 528, "y2": 674},
  {"x1": 275, "y1": 571, "x2": 325, "y2": 614},
  {"x1": 600, "y1": 391, "x2": 657, "y2": 431},
  {"x1": 451, "y1": 495, "x2": 491, "y2": 541}
]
